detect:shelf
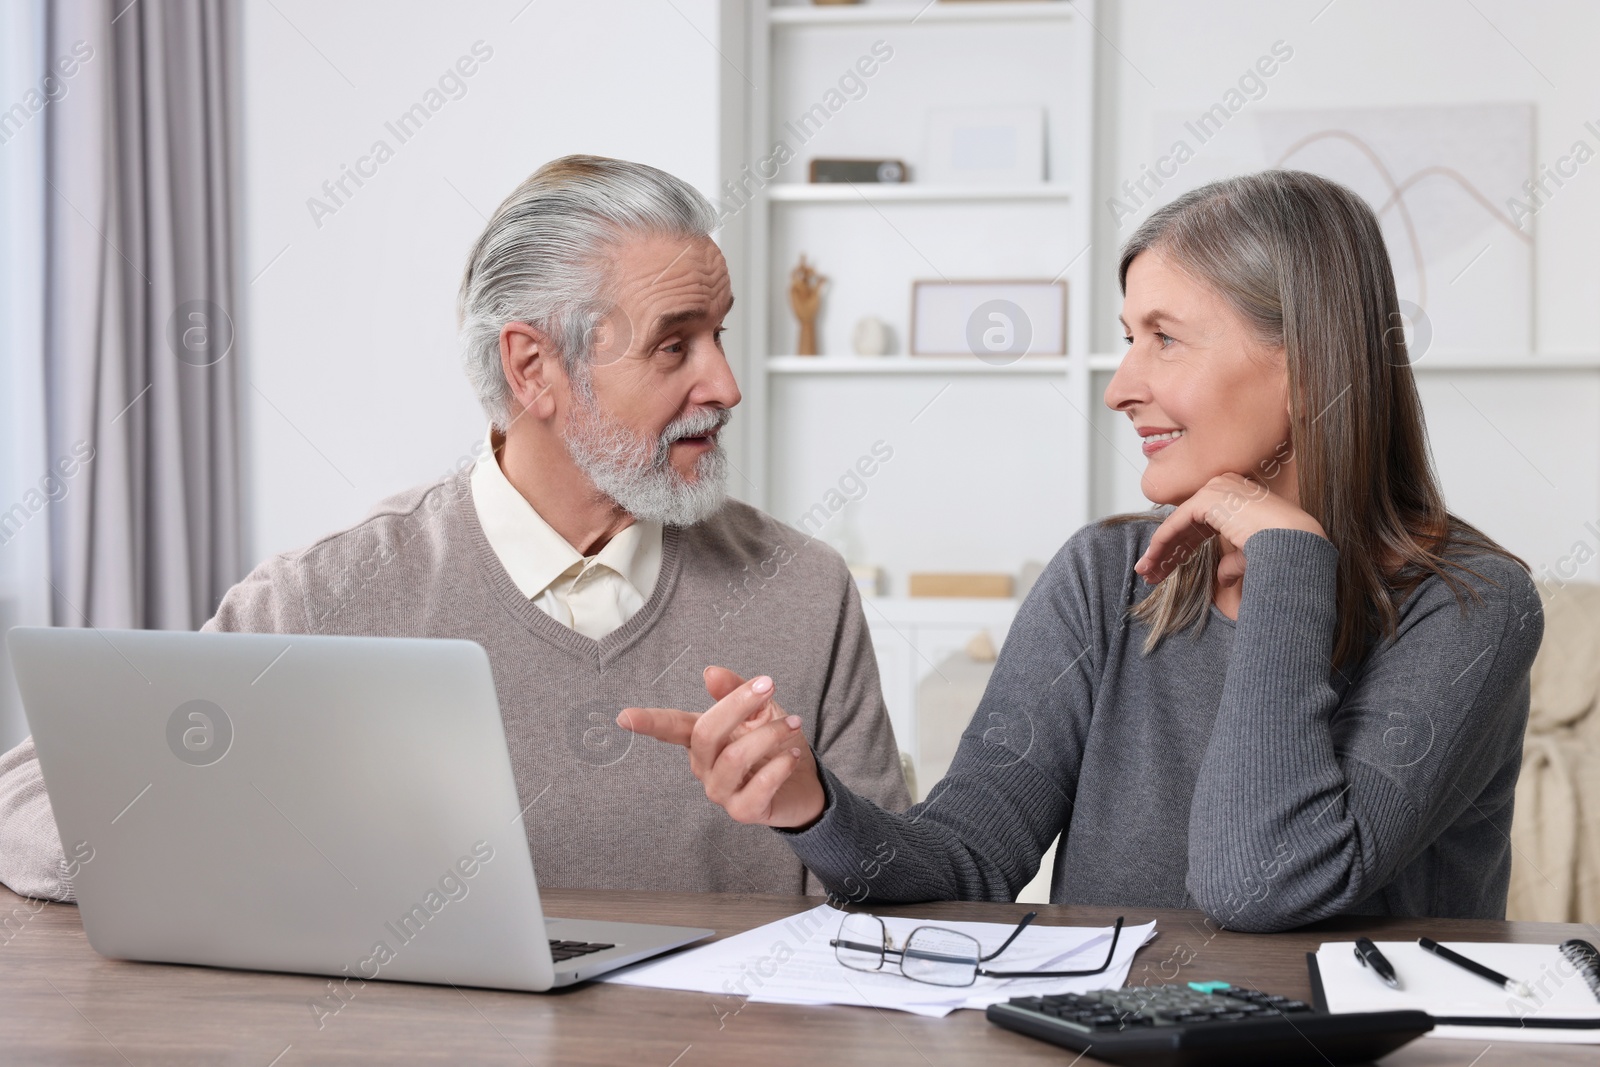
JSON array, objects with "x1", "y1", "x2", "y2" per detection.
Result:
[
  {"x1": 767, "y1": 355, "x2": 1071, "y2": 374},
  {"x1": 769, "y1": 2, "x2": 1075, "y2": 27},
  {"x1": 766, "y1": 183, "x2": 1071, "y2": 204},
  {"x1": 1405, "y1": 354, "x2": 1600, "y2": 371},
  {"x1": 1085, "y1": 353, "x2": 1600, "y2": 373},
  {"x1": 769, "y1": 351, "x2": 1600, "y2": 380}
]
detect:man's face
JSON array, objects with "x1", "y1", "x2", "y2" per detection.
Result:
[{"x1": 562, "y1": 233, "x2": 740, "y2": 525}]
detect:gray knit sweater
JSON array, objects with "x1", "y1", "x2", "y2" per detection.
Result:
[
  {"x1": 784, "y1": 509, "x2": 1544, "y2": 932},
  {"x1": 0, "y1": 472, "x2": 910, "y2": 901}
]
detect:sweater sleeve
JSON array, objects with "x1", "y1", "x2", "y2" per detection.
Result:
[
  {"x1": 1184, "y1": 529, "x2": 1544, "y2": 932},
  {"x1": 0, "y1": 736, "x2": 74, "y2": 902},
  {"x1": 207, "y1": 551, "x2": 315, "y2": 635},
  {"x1": 797, "y1": 575, "x2": 913, "y2": 896},
  {"x1": 0, "y1": 555, "x2": 310, "y2": 902},
  {"x1": 781, "y1": 530, "x2": 1098, "y2": 904}
]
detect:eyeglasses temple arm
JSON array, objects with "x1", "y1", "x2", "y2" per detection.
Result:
[
  {"x1": 978, "y1": 915, "x2": 1126, "y2": 977},
  {"x1": 978, "y1": 910, "x2": 1039, "y2": 963}
]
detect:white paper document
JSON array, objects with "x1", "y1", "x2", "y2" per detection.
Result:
[
  {"x1": 1315, "y1": 940, "x2": 1600, "y2": 1044},
  {"x1": 604, "y1": 904, "x2": 1157, "y2": 1018}
]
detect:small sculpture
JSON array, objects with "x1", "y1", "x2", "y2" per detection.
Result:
[
  {"x1": 852, "y1": 316, "x2": 890, "y2": 356},
  {"x1": 789, "y1": 254, "x2": 827, "y2": 356}
]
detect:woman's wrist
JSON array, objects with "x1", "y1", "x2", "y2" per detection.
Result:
[{"x1": 777, "y1": 761, "x2": 833, "y2": 835}]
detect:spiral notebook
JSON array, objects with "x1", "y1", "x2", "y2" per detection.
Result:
[{"x1": 1309, "y1": 939, "x2": 1600, "y2": 1044}]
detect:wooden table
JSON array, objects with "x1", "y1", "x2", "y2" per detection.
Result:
[{"x1": 1, "y1": 885, "x2": 1594, "y2": 1065}]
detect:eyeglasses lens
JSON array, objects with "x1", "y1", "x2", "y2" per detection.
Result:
[
  {"x1": 834, "y1": 913, "x2": 888, "y2": 971},
  {"x1": 901, "y1": 927, "x2": 981, "y2": 987}
]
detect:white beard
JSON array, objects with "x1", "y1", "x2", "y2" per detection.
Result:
[{"x1": 563, "y1": 392, "x2": 731, "y2": 527}]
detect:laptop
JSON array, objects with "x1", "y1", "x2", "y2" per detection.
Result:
[{"x1": 6, "y1": 626, "x2": 713, "y2": 991}]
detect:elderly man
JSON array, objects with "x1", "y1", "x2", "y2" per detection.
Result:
[{"x1": 0, "y1": 154, "x2": 910, "y2": 901}]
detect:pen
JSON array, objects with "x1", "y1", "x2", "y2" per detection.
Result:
[
  {"x1": 1418, "y1": 937, "x2": 1533, "y2": 998},
  {"x1": 1353, "y1": 937, "x2": 1399, "y2": 989}
]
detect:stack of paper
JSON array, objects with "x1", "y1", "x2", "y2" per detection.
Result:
[
  {"x1": 605, "y1": 904, "x2": 1157, "y2": 1017},
  {"x1": 1315, "y1": 940, "x2": 1600, "y2": 1044}
]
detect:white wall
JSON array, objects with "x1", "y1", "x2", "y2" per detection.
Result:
[
  {"x1": 239, "y1": 0, "x2": 724, "y2": 562},
  {"x1": 1088, "y1": 0, "x2": 1600, "y2": 584},
  {"x1": 1090, "y1": 0, "x2": 1600, "y2": 354}
]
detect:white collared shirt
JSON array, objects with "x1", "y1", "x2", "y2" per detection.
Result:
[{"x1": 469, "y1": 430, "x2": 663, "y2": 640}]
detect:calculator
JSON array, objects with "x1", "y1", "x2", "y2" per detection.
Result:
[{"x1": 986, "y1": 982, "x2": 1433, "y2": 1066}]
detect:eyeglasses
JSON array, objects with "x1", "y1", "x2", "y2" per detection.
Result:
[{"x1": 830, "y1": 911, "x2": 1125, "y2": 988}]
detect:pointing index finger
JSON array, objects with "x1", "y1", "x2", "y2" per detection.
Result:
[{"x1": 616, "y1": 706, "x2": 698, "y2": 748}]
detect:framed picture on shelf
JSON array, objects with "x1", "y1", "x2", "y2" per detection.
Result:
[
  {"x1": 923, "y1": 105, "x2": 1046, "y2": 186},
  {"x1": 910, "y1": 279, "x2": 1067, "y2": 361}
]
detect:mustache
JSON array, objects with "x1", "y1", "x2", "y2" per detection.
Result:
[
  {"x1": 660, "y1": 406, "x2": 731, "y2": 444},
  {"x1": 634, "y1": 406, "x2": 731, "y2": 474}
]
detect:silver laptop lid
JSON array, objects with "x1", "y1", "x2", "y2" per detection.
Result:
[{"x1": 7, "y1": 627, "x2": 556, "y2": 992}]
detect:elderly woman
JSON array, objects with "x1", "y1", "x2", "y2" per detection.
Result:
[{"x1": 622, "y1": 169, "x2": 1544, "y2": 933}]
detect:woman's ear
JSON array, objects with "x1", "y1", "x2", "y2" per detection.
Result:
[{"x1": 499, "y1": 321, "x2": 561, "y2": 422}]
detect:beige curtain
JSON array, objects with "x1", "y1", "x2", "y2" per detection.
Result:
[{"x1": 45, "y1": 0, "x2": 242, "y2": 630}]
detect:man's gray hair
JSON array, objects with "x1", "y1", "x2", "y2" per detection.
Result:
[{"x1": 457, "y1": 154, "x2": 720, "y2": 429}]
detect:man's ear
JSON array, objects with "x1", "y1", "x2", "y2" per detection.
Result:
[{"x1": 500, "y1": 321, "x2": 562, "y2": 422}]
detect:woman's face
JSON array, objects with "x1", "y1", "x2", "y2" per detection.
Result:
[{"x1": 1105, "y1": 249, "x2": 1297, "y2": 508}]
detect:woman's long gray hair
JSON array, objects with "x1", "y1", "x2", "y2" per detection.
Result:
[{"x1": 1102, "y1": 169, "x2": 1528, "y2": 670}]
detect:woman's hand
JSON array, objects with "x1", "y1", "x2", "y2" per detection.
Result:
[
  {"x1": 616, "y1": 666, "x2": 827, "y2": 829},
  {"x1": 1136, "y1": 473, "x2": 1327, "y2": 589}
]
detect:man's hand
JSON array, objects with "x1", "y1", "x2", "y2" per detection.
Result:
[
  {"x1": 616, "y1": 666, "x2": 826, "y2": 829},
  {"x1": 1135, "y1": 472, "x2": 1328, "y2": 589}
]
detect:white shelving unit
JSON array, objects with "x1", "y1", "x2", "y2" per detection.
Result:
[
  {"x1": 736, "y1": 0, "x2": 1098, "y2": 517},
  {"x1": 728, "y1": 0, "x2": 1096, "y2": 769}
]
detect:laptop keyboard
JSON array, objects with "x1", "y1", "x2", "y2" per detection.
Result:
[{"x1": 549, "y1": 939, "x2": 614, "y2": 963}]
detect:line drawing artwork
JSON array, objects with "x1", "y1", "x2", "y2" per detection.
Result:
[{"x1": 1148, "y1": 103, "x2": 1535, "y2": 355}]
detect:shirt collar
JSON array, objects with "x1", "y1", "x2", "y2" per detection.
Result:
[{"x1": 469, "y1": 427, "x2": 663, "y2": 601}]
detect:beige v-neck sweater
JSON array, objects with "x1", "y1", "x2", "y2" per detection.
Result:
[{"x1": 0, "y1": 472, "x2": 910, "y2": 901}]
